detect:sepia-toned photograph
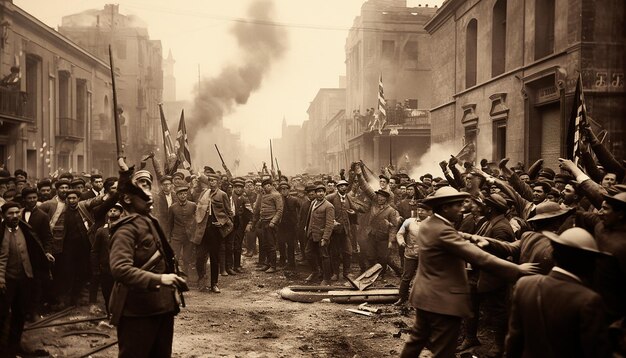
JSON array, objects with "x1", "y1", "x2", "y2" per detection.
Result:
[{"x1": 0, "y1": 0, "x2": 624, "y2": 356}]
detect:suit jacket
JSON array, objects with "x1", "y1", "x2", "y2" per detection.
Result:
[
  {"x1": 305, "y1": 199, "x2": 334, "y2": 242},
  {"x1": 409, "y1": 215, "x2": 521, "y2": 318},
  {"x1": 326, "y1": 192, "x2": 357, "y2": 239},
  {"x1": 22, "y1": 206, "x2": 53, "y2": 254},
  {"x1": 477, "y1": 214, "x2": 515, "y2": 292},
  {"x1": 192, "y1": 188, "x2": 233, "y2": 244},
  {"x1": 365, "y1": 204, "x2": 399, "y2": 242},
  {"x1": 233, "y1": 193, "x2": 253, "y2": 231},
  {"x1": 297, "y1": 198, "x2": 312, "y2": 236},
  {"x1": 506, "y1": 270, "x2": 611, "y2": 358},
  {"x1": 80, "y1": 189, "x2": 99, "y2": 201},
  {"x1": 0, "y1": 220, "x2": 50, "y2": 283},
  {"x1": 485, "y1": 231, "x2": 554, "y2": 275}
]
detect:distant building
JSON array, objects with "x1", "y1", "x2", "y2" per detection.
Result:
[
  {"x1": 0, "y1": 2, "x2": 111, "y2": 178},
  {"x1": 59, "y1": 4, "x2": 164, "y2": 173},
  {"x1": 345, "y1": 0, "x2": 436, "y2": 171},
  {"x1": 273, "y1": 117, "x2": 303, "y2": 175},
  {"x1": 305, "y1": 88, "x2": 346, "y2": 174},
  {"x1": 426, "y1": 0, "x2": 625, "y2": 169},
  {"x1": 163, "y1": 49, "x2": 176, "y2": 102}
]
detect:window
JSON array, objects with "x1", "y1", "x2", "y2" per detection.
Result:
[
  {"x1": 492, "y1": 0, "x2": 507, "y2": 76},
  {"x1": 493, "y1": 120, "x2": 507, "y2": 160},
  {"x1": 466, "y1": 19, "x2": 478, "y2": 88},
  {"x1": 25, "y1": 55, "x2": 41, "y2": 120},
  {"x1": 464, "y1": 125, "x2": 478, "y2": 159},
  {"x1": 535, "y1": 0, "x2": 555, "y2": 60},
  {"x1": 382, "y1": 40, "x2": 395, "y2": 60},
  {"x1": 76, "y1": 79, "x2": 87, "y2": 123},
  {"x1": 115, "y1": 40, "x2": 127, "y2": 60},
  {"x1": 403, "y1": 41, "x2": 418, "y2": 62},
  {"x1": 58, "y1": 71, "x2": 70, "y2": 119}
]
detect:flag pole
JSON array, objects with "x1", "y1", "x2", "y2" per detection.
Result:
[
  {"x1": 108, "y1": 45, "x2": 123, "y2": 159},
  {"x1": 270, "y1": 139, "x2": 274, "y2": 173}
]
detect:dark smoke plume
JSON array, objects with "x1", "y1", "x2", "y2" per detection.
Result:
[{"x1": 188, "y1": 0, "x2": 288, "y2": 141}]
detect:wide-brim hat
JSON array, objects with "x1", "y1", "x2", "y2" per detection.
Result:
[
  {"x1": 603, "y1": 192, "x2": 626, "y2": 211},
  {"x1": 422, "y1": 187, "x2": 470, "y2": 207},
  {"x1": 542, "y1": 228, "x2": 609, "y2": 255},
  {"x1": 527, "y1": 202, "x2": 573, "y2": 222},
  {"x1": 433, "y1": 180, "x2": 449, "y2": 188}
]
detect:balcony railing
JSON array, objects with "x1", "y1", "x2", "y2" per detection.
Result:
[
  {"x1": 58, "y1": 117, "x2": 85, "y2": 139},
  {"x1": 0, "y1": 87, "x2": 29, "y2": 120}
]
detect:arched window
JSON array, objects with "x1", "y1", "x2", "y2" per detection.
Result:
[
  {"x1": 466, "y1": 19, "x2": 478, "y2": 88},
  {"x1": 492, "y1": 0, "x2": 507, "y2": 76},
  {"x1": 535, "y1": 0, "x2": 555, "y2": 59}
]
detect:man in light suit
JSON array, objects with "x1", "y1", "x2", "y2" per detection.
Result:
[
  {"x1": 304, "y1": 183, "x2": 335, "y2": 285},
  {"x1": 506, "y1": 228, "x2": 611, "y2": 358},
  {"x1": 400, "y1": 187, "x2": 539, "y2": 358},
  {"x1": 191, "y1": 172, "x2": 233, "y2": 293}
]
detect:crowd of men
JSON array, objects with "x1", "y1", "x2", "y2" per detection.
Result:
[{"x1": 0, "y1": 123, "x2": 624, "y2": 357}]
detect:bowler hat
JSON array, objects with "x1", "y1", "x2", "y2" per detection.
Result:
[
  {"x1": 422, "y1": 187, "x2": 470, "y2": 207},
  {"x1": 527, "y1": 202, "x2": 573, "y2": 222},
  {"x1": 542, "y1": 228, "x2": 609, "y2": 255}
]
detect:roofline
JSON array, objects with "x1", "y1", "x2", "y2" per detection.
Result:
[
  {"x1": 424, "y1": 0, "x2": 463, "y2": 34},
  {"x1": 9, "y1": 3, "x2": 111, "y2": 71},
  {"x1": 306, "y1": 88, "x2": 346, "y2": 113}
]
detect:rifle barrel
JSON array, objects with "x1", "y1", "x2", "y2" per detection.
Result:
[{"x1": 109, "y1": 45, "x2": 123, "y2": 158}]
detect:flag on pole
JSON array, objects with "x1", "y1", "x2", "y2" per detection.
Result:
[
  {"x1": 159, "y1": 104, "x2": 176, "y2": 159},
  {"x1": 175, "y1": 110, "x2": 192, "y2": 169},
  {"x1": 566, "y1": 74, "x2": 588, "y2": 166},
  {"x1": 377, "y1": 73, "x2": 387, "y2": 134}
]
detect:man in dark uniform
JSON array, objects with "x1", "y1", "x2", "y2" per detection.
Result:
[
  {"x1": 277, "y1": 182, "x2": 300, "y2": 270},
  {"x1": 231, "y1": 178, "x2": 252, "y2": 273},
  {"x1": 326, "y1": 180, "x2": 358, "y2": 280},
  {"x1": 109, "y1": 158, "x2": 185, "y2": 358}
]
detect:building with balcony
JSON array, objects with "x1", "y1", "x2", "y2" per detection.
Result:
[
  {"x1": 59, "y1": 4, "x2": 164, "y2": 173},
  {"x1": 345, "y1": 0, "x2": 437, "y2": 171},
  {"x1": 426, "y1": 0, "x2": 625, "y2": 169},
  {"x1": 0, "y1": 1, "x2": 112, "y2": 178}
]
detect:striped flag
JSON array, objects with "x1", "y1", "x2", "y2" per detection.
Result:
[
  {"x1": 378, "y1": 73, "x2": 386, "y2": 118},
  {"x1": 175, "y1": 110, "x2": 192, "y2": 169},
  {"x1": 566, "y1": 74, "x2": 588, "y2": 166},
  {"x1": 159, "y1": 103, "x2": 176, "y2": 159}
]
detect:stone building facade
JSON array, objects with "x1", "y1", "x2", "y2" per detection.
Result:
[
  {"x1": 426, "y1": 0, "x2": 625, "y2": 169},
  {"x1": 345, "y1": 0, "x2": 436, "y2": 171},
  {"x1": 59, "y1": 4, "x2": 164, "y2": 174},
  {"x1": 0, "y1": 1, "x2": 112, "y2": 178}
]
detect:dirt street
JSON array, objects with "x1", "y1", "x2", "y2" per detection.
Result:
[{"x1": 22, "y1": 255, "x2": 435, "y2": 358}]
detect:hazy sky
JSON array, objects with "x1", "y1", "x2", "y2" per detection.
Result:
[{"x1": 16, "y1": 0, "x2": 444, "y2": 147}]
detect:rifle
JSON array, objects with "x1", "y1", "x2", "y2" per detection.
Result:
[
  {"x1": 275, "y1": 157, "x2": 281, "y2": 179},
  {"x1": 108, "y1": 45, "x2": 123, "y2": 159},
  {"x1": 269, "y1": 139, "x2": 274, "y2": 173},
  {"x1": 215, "y1": 144, "x2": 232, "y2": 178}
]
